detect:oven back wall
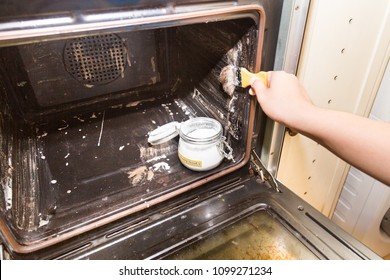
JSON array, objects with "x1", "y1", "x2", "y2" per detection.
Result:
[{"x1": 18, "y1": 31, "x2": 162, "y2": 107}]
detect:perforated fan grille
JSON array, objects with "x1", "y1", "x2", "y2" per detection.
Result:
[{"x1": 64, "y1": 34, "x2": 127, "y2": 85}]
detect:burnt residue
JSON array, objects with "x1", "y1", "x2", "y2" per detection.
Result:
[
  {"x1": 0, "y1": 81, "x2": 41, "y2": 232},
  {"x1": 0, "y1": 86, "x2": 13, "y2": 213},
  {"x1": 175, "y1": 19, "x2": 257, "y2": 149},
  {"x1": 12, "y1": 132, "x2": 41, "y2": 232},
  {"x1": 167, "y1": 210, "x2": 316, "y2": 260},
  {"x1": 17, "y1": 29, "x2": 162, "y2": 108},
  {"x1": 0, "y1": 28, "x2": 174, "y2": 126}
]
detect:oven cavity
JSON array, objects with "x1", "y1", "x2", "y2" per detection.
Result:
[{"x1": 0, "y1": 15, "x2": 260, "y2": 250}]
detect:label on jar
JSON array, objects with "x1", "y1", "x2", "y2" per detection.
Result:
[{"x1": 178, "y1": 152, "x2": 202, "y2": 168}]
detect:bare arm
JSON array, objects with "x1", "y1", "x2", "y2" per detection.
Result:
[{"x1": 250, "y1": 71, "x2": 390, "y2": 186}]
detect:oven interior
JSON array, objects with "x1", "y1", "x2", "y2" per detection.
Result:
[{"x1": 0, "y1": 16, "x2": 261, "y2": 249}]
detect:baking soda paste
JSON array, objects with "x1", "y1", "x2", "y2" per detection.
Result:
[{"x1": 178, "y1": 127, "x2": 224, "y2": 171}]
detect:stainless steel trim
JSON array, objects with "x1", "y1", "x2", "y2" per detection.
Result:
[
  {"x1": 251, "y1": 150, "x2": 281, "y2": 193},
  {"x1": 275, "y1": 0, "x2": 310, "y2": 73},
  {"x1": 0, "y1": 2, "x2": 260, "y2": 46},
  {"x1": 261, "y1": 0, "x2": 310, "y2": 176}
]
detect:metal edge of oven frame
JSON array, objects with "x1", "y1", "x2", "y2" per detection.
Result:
[
  {"x1": 0, "y1": 1, "x2": 265, "y2": 46},
  {"x1": 260, "y1": 0, "x2": 310, "y2": 176},
  {"x1": 0, "y1": 0, "x2": 272, "y2": 257}
]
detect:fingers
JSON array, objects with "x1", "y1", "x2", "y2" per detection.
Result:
[{"x1": 249, "y1": 74, "x2": 268, "y2": 97}]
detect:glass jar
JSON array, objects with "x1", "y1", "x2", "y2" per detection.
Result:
[{"x1": 148, "y1": 117, "x2": 233, "y2": 171}]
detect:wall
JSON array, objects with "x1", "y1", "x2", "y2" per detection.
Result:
[{"x1": 277, "y1": 0, "x2": 390, "y2": 217}]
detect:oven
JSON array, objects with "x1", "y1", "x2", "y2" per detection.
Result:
[{"x1": 0, "y1": 0, "x2": 381, "y2": 260}]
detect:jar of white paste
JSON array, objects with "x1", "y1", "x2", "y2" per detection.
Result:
[{"x1": 148, "y1": 117, "x2": 233, "y2": 171}]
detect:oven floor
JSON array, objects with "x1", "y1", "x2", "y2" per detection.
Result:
[{"x1": 20, "y1": 93, "x2": 246, "y2": 243}]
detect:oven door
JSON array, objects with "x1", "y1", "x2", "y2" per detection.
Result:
[{"x1": 7, "y1": 153, "x2": 380, "y2": 260}]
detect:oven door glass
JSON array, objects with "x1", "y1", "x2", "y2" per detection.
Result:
[{"x1": 165, "y1": 209, "x2": 318, "y2": 260}]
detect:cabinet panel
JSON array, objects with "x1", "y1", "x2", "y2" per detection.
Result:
[{"x1": 277, "y1": 0, "x2": 390, "y2": 217}]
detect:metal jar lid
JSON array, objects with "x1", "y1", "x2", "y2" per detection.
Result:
[{"x1": 147, "y1": 117, "x2": 222, "y2": 145}]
